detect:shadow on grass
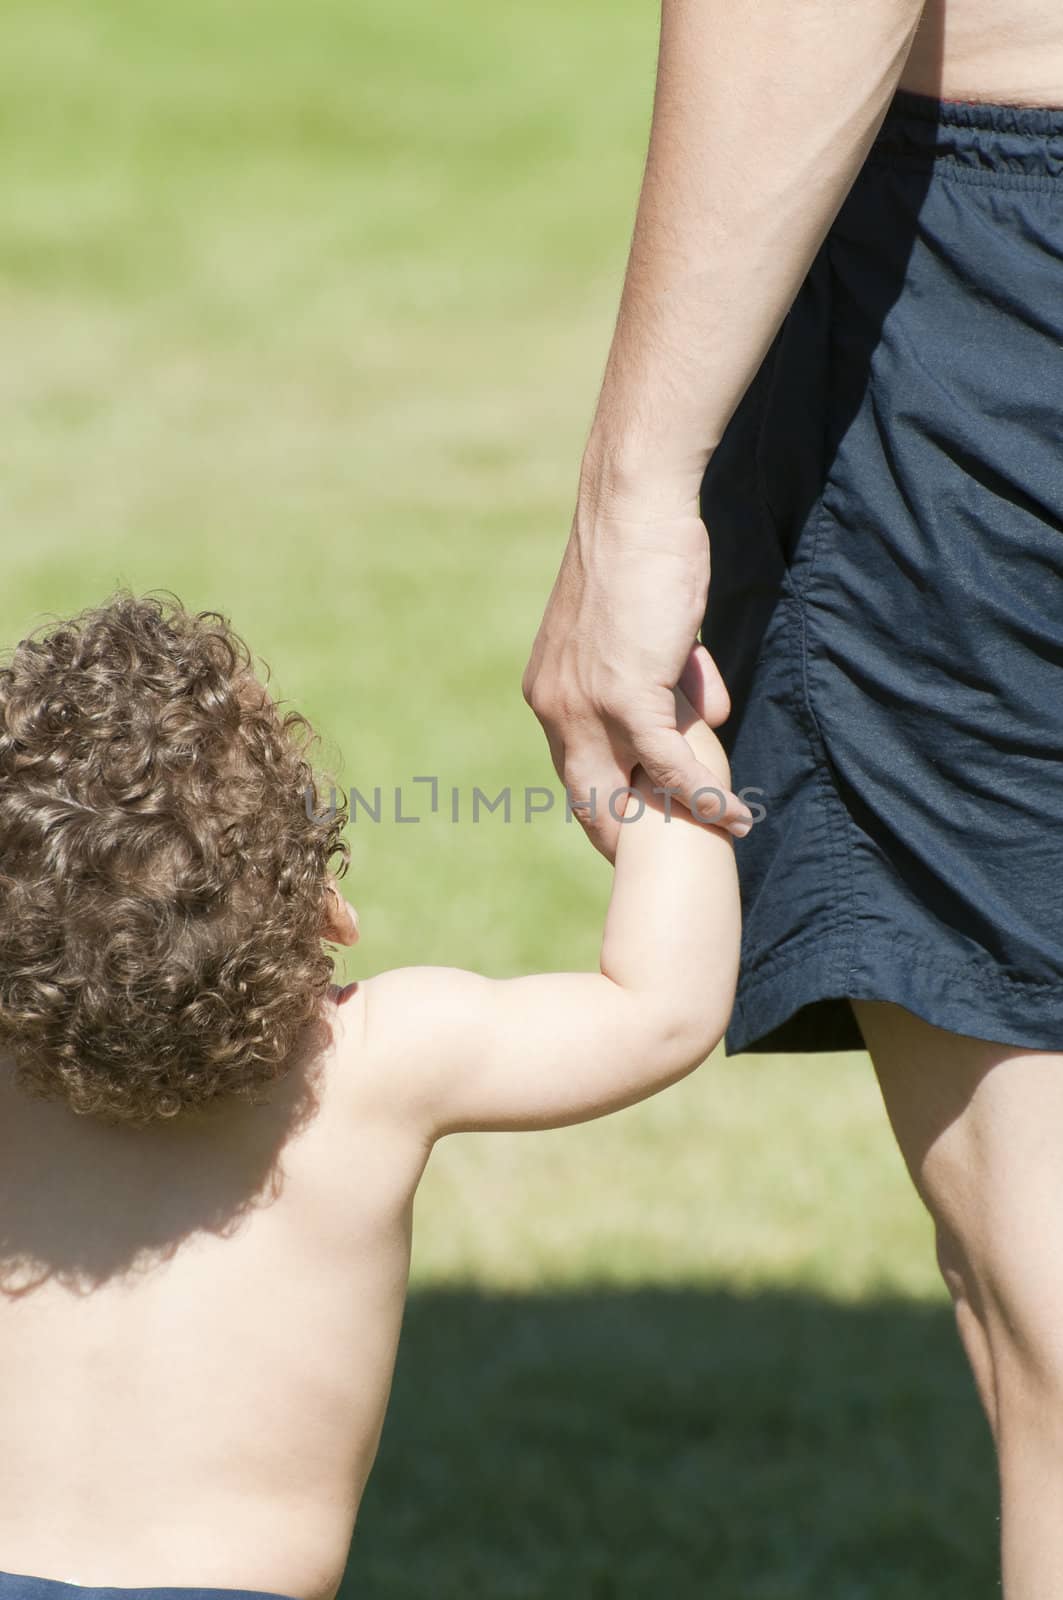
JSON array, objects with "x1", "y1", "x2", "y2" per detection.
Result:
[{"x1": 345, "y1": 1287, "x2": 997, "y2": 1600}]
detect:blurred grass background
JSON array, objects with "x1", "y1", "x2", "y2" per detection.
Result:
[{"x1": 0, "y1": 0, "x2": 997, "y2": 1594}]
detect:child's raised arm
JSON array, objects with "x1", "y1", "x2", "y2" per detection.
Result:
[{"x1": 353, "y1": 687, "x2": 741, "y2": 1141}]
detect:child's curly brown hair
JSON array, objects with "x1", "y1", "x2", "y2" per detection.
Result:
[{"x1": 0, "y1": 590, "x2": 350, "y2": 1126}]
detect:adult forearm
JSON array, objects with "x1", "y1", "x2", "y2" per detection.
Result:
[{"x1": 581, "y1": 0, "x2": 927, "y2": 515}]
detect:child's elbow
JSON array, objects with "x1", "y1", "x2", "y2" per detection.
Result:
[
  {"x1": 651, "y1": 997, "x2": 730, "y2": 1083},
  {"x1": 681, "y1": 1008, "x2": 730, "y2": 1073}
]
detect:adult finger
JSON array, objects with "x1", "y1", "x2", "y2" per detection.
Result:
[
  {"x1": 525, "y1": 689, "x2": 630, "y2": 862},
  {"x1": 562, "y1": 751, "x2": 632, "y2": 865},
  {"x1": 633, "y1": 724, "x2": 753, "y2": 836}
]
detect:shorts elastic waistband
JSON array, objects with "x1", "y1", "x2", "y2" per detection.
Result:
[{"x1": 871, "y1": 88, "x2": 1063, "y2": 182}]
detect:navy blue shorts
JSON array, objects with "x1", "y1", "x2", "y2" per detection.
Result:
[
  {"x1": 700, "y1": 89, "x2": 1063, "y2": 1055},
  {"x1": 0, "y1": 1576, "x2": 299, "y2": 1600}
]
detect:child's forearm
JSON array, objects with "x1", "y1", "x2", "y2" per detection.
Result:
[
  {"x1": 599, "y1": 760, "x2": 741, "y2": 1059},
  {"x1": 357, "y1": 707, "x2": 742, "y2": 1137}
]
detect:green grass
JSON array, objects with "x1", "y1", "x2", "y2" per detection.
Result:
[{"x1": 0, "y1": 2, "x2": 1000, "y2": 1593}]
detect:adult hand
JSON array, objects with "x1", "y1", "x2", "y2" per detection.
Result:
[{"x1": 522, "y1": 500, "x2": 754, "y2": 864}]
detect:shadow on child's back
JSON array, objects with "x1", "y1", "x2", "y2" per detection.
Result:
[{"x1": 0, "y1": 1012, "x2": 330, "y2": 1298}]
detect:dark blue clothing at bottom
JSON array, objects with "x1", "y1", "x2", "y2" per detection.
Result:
[
  {"x1": 0, "y1": 1574, "x2": 299, "y2": 1600},
  {"x1": 700, "y1": 89, "x2": 1063, "y2": 1055}
]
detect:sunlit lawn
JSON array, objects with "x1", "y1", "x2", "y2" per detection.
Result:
[{"x1": 0, "y1": 2, "x2": 997, "y2": 1593}]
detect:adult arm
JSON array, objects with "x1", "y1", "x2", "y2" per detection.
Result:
[{"x1": 523, "y1": 0, "x2": 928, "y2": 860}]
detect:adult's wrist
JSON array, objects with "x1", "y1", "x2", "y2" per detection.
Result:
[{"x1": 576, "y1": 433, "x2": 710, "y2": 527}]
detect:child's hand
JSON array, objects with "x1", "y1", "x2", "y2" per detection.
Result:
[
  {"x1": 674, "y1": 640, "x2": 733, "y2": 794},
  {"x1": 672, "y1": 683, "x2": 732, "y2": 798}
]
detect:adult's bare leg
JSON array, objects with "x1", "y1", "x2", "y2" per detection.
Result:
[{"x1": 853, "y1": 997, "x2": 1063, "y2": 1599}]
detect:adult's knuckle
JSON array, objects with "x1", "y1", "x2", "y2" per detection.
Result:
[
  {"x1": 525, "y1": 680, "x2": 558, "y2": 723},
  {"x1": 562, "y1": 760, "x2": 595, "y2": 803},
  {"x1": 635, "y1": 738, "x2": 682, "y2": 792},
  {"x1": 551, "y1": 694, "x2": 576, "y2": 725},
  {"x1": 691, "y1": 783, "x2": 728, "y2": 824},
  {"x1": 596, "y1": 678, "x2": 641, "y2": 728}
]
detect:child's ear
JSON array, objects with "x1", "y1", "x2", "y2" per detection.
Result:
[{"x1": 323, "y1": 879, "x2": 360, "y2": 946}]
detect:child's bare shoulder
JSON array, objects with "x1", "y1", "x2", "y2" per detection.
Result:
[{"x1": 333, "y1": 966, "x2": 491, "y2": 1131}]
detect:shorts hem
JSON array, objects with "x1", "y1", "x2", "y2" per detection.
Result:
[{"x1": 725, "y1": 931, "x2": 1063, "y2": 1056}]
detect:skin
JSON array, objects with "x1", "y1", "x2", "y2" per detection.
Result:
[
  {"x1": 522, "y1": 0, "x2": 1063, "y2": 1592},
  {"x1": 2, "y1": 8, "x2": 1061, "y2": 1598},
  {"x1": 854, "y1": 1000, "x2": 1063, "y2": 1598},
  {"x1": 523, "y1": 0, "x2": 1063, "y2": 866},
  {"x1": 0, "y1": 685, "x2": 739, "y2": 1600}
]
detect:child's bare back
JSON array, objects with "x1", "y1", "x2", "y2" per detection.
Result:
[
  {"x1": 0, "y1": 594, "x2": 741, "y2": 1600},
  {"x1": 0, "y1": 979, "x2": 438, "y2": 1600}
]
